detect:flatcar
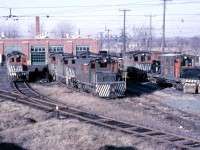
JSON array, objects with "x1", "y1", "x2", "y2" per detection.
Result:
[
  {"x1": 48, "y1": 52, "x2": 126, "y2": 98},
  {"x1": 120, "y1": 51, "x2": 152, "y2": 81},
  {"x1": 6, "y1": 51, "x2": 29, "y2": 81},
  {"x1": 148, "y1": 54, "x2": 200, "y2": 93}
]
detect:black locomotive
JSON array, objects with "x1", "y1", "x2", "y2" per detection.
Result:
[
  {"x1": 48, "y1": 52, "x2": 126, "y2": 98},
  {"x1": 148, "y1": 54, "x2": 200, "y2": 93}
]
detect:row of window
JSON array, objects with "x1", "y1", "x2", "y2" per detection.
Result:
[
  {"x1": 134, "y1": 56, "x2": 151, "y2": 62},
  {"x1": 162, "y1": 58, "x2": 193, "y2": 67},
  {"x1": 31, "y1": 47, "x2": 45, "y2": 52},
  {"x1": 49, "y1": 46, "x2": 64, "y2": 52},
  {"x1": 76, "y1": 45, "x2": 90, "y2": 51},
  {"x1": 63, "y1": 59, "x2": 108, "y2": 69}
]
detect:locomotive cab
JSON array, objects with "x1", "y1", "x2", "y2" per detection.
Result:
[
  {"x1": 149, "y1": 53, "x2": 200, "y2": 93},
  {"x1": 158, "y1": 54, "x2": 196, "y2": 79},
  {"x1": 7, "y1": 51, "x2": 29, "y2": 81}
]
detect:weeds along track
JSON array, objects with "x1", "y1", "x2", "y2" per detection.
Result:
[
  {"x1": 0, "y1": 81, "x2": 200, "y2": 149},
  {"x1": 126, "y1": 80, "x2": 200, "y2": 133}
]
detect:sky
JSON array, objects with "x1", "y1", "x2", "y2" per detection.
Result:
[{"x1": 0, "y1": 0, "x2": 200, "y2": 38}]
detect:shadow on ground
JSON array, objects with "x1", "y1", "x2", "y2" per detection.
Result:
[
  {"x1": 99, "y1": 145, "x2": 137, "y2": 150},
  {"x1": 125, "y1": 78, "x2": 168, "y2": 97},
  {"x1": 0, "y1": 142, "x2": 26, "y2": 150}
]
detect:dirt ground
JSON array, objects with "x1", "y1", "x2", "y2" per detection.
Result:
[{"x1": 0, "y1": 65, "x2": 200, "y2": 150}]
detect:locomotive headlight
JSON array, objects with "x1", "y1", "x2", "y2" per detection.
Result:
[
  {"x1": 103, "y1": 59, "x2": 107, "y2": 63},
  {"x1": 184, "y1": 56, "x2": 187, "y2": 59}
]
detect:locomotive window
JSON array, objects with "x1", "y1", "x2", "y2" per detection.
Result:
[
  {"x1": 11, "y1": 58, "x2": 14, "y2": 63},
  {"x1": 91, "y1": 63, "x2": 96, "y2": 69},
  {"x1": 52, "y1": 57, "x2": 56, "y2": 61},
  {"x1": 72, "y1": 60, "x2": 75, "y2": 64},
  {"x1": 148, "y1": 56, "x2": 151, "y2": 60},
  {"x1": 181, "y1": 59, "x2": 186, "y2": 66},
  {"x1": 16, "y1": 56, "x2": 21, "y2": 62},
  {"x1": 170, "y1": 59, "x2": 173, "y2": 66},
  {"x1": 134, "y1": 56, "x2": 138, "y2": 61},
  {"x1": 100, "y1": 62, "x2": 107, "y2": 68},
  {"x1": 22, "y1": 58, "x2": 26, "y2": 62},
  {"x1": 188, "y1": 59, "x2": 192, "y2": 66},
  {"x1": 83, "y1": 65, "x2": 89, "y2": 73},
  {"x1": 64, "y1": 60, "x2": 68, "y2": 64},
  {"x1": 141, "y1": 56, "x2": 145, "y2": 62}
]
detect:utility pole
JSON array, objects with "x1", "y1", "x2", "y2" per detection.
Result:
[
  {"x1": 119, "y1": 9, "x2": 130, "y2": 56},
  {"x1": 97, "y1": 32, "x2": 103, "y2": 51},
  {"x1": 107, "y1": 29, "x2": 111, "y2": 54},
  {"x1": 86, "y1": 34, "x2": 91, "y2": 38},
  {"x1": 145, "y1": 14, "x2": 156, "y2": 52},
  {"x1": 162, "y1": 0, "x2": 171, "y2": 54}
]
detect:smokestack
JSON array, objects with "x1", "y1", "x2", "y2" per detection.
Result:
[{"x1": 36, "y1": 16, "x2": 40, "y2": 36}]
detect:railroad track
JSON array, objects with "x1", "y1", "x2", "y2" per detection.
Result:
[
  {"x1": 0, "y1": 81, "x2": 200, "y2": 149},
  {"x1": 126, "y1": 80, "x2": 200, "y2": 133}
]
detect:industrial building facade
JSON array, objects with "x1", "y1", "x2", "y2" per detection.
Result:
[{"x1": 0, "y1": 38, "x2": 99, "y2": 65}]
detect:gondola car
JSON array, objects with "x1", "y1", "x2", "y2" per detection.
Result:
[
  {"x1": 48, "y1": 52, "x2": 126, "y2": 98},
  {"x1": 6, "y1": 51, "x2": 29, "y2": 81},
  {"x1": 148, "y1": 54, "x2": 200, "y2": 93},
  {"x1": 121, "y1": 51, "x2": 152, "y2": 81}
]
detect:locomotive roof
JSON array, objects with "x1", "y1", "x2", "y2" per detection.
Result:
[
  {"x1": 75, "y1": 56, "x2": 115, "y2": 64},
  {"x1": 159, "y1": 53, "x2": 196, "y2": 58},
  {"x1": 125, "y1": 50, "x2": 151, "y2": 56},
  {"x1": 7, "y1": 51, "x2": 27, "y2": 58}
]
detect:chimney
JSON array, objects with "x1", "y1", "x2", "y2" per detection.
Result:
[{"x1": 36, "y1": 16, "x2": 40, "y2": 36}]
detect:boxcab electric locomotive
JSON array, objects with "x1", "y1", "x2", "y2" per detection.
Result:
[
  {"x1": 148, "y1": 54, "x2": 200, "y2": 93},
  {"x1": 121, "y1": 51, "x2": 152, "y2": 81},
  {"x1": 6, "y1": 51, "x2": 29, "y2": 81},
  {"x1": 48, "y1": 52, "x2": 126, "y2": 98}
]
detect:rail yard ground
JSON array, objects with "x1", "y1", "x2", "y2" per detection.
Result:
[{"x1": 1, "y1": 65, "x2": 200, "y2": 150}]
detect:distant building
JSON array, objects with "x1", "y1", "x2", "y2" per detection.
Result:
[{"x1": 0, "y1": 38, "x2": 98, "y2": 65}]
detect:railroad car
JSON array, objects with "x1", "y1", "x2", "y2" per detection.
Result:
[
  {"x1": 48, "y1": 52, "x2": 126, "y2": 98},
  {"x1": 121, "y1": 51, "x2": 152, "y2": 81},
  {"x1": 6, "y1": 51, "x2": 29, "y2": 81},
  {"x1": 148, "y1": 54, "x2": 200, "y2": 93}
]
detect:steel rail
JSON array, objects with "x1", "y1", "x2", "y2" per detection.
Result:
[{"x1": 2, "y1": 82, "x2": 200, "y2": 150}]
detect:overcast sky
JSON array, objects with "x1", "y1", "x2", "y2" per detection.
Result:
[{"x1": 0, "y1": 0, "x2": 200, "y2": 38}]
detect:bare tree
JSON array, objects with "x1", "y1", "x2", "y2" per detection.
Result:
[
  {"x1": 52, "y1": 21, "x2": 75, "y2": 38},
  {"x1": 28, "y1": 23, "x2": 35, "y2": 38},
  {"x1": 0, "y1": 22, "x2": 21, "y2": 38},
  {"x1": 132, "y1": 25, "x2": 154, "y2": 50}
]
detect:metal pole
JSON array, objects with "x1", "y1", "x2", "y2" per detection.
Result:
[
  {"x1": 162, "y1": 0, "x2": 166, "y2": 54},
  {"x1": 145, "y1": 14, "x2": 156, "y2": 52},
  {"x1": 119, "y1": 9, "x2": 130, "y2": 56}
]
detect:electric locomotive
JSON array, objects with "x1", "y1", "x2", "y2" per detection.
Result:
[
  {"x1": 121, "y1": 51, "x2": 152, "y2": 81},
  {"x1": 6, "y1": 51, "x2": 29, "y2": 81},
  {"x1": 148, "y1": 54, "x2": 200, "y2": 93},
  {"x1": 48, "y1": 52, "x2": 126, "y2": 98}
]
